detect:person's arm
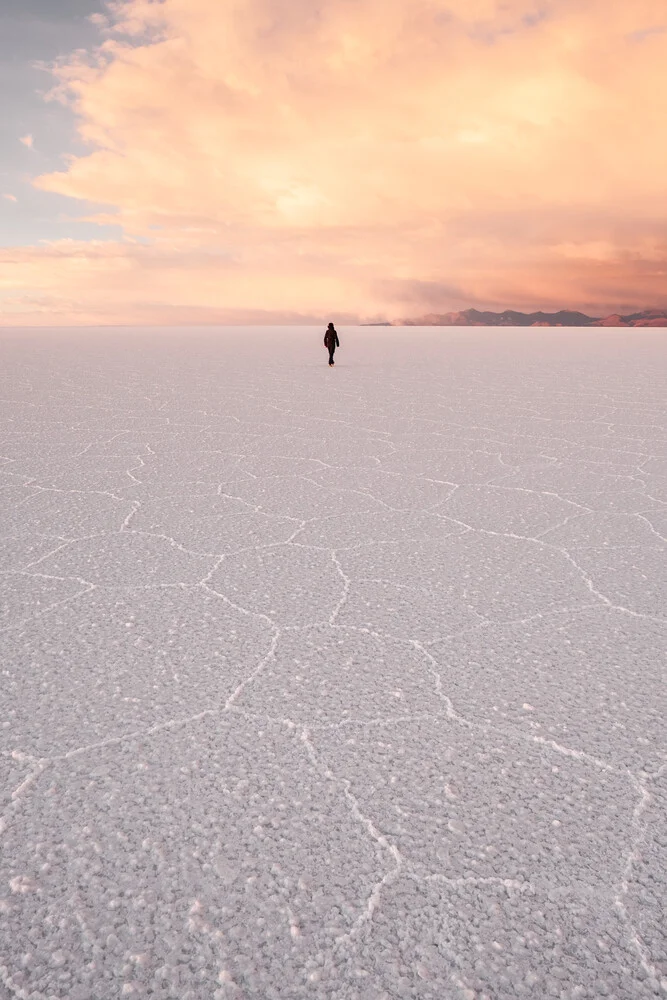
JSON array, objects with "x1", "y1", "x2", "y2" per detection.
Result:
[{"x1": 335, "y1": 332, "x2": 340, "y2": 347}]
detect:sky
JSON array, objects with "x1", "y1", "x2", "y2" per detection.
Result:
[{"x1": 1, "y1": 0, "x2": 667, "y2": 326}]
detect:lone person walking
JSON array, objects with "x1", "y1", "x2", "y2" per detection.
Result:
[{"x1": 324, "y1": 322, "x2": 340, "y2": 366}]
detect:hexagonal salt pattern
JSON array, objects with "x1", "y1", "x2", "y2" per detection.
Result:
[
  {"x1": 1, "y1": 326, "x2": 666, "y2": 998},
  {"x1": 0, "y1": 715, "x2": 385, "y2": 999}
]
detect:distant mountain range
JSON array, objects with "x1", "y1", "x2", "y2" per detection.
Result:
[{"x1": 387, "y1": 308, "x2": 667, "y2": 327}]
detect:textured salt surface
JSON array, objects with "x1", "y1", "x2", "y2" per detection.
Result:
[{"x1": 0, "y1": 325, "x2": 666, "y2": 999}]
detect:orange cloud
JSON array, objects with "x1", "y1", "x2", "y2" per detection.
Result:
[{"x1": 2, "y1": 0, "x2": 667, "y2": 324}]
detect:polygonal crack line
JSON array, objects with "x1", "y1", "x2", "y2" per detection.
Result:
[
  {"x1": 0, "y1": 529, "x2": 69, "y2": 545},
  {"x1": 555, "y1": 543, "x2": 666, "y2": 623},
  {"x1": 0, "y1": 634, "x2": 282, "y2": 815},
  {"x1": 120, "y1": 500, "x2": 141, "y2": 531},
  {"x1": 533, "y1": 511, "x2": 592, "y2": 539},
  {"x1": 293, "y1": 415, "x2": 392, "y2": 437},
  {"x1": 293, "y1": 532, "x2": 470, "y2": 558},
  {"x1": 296, "y1": 478, "x2": 401, "y2": 512},
  {"x1": 5, "y1": 539, "x2": 75, "y2": 572},
  {"x1": 644, "y1": 492, "x2": 667, "y2": 509},
  {"x1": 115, "y1": 485, "x2": 218, "y2": 503},
  {"x1": 213, "y1": 490, "x2": 268, "y2": 513},
  {"x1": 0, "y1": 581, "x2": 95, "y2": 635},
  {"x1": 340, "y1": 489, "x2": 404, "y2": 514},
  {"x1": 412, "y1": 869, "x2": 534, "y2": 894},
  {"x1": 491, "y1": 436, "x2": 650, "y2": 466},
  {"x1": 440, "y1": 485, "x2": 586, "y2": 521},
  {"x1": 286, "y1": 512, "x2": 462, "y2": 550},
  {"x1": 0, "y1": 463, "x2": 38, "y2": 482},
  {"x1": 320, "y1": 602, "x2": 603, "y2": 655},
  {"x1": 115, "y1": 527, "x2": 223, "y2": 558},
  {"x1": 74, "y1": 431, "x2": 131, "y2": 457},
  {"x1": 439, "y1": 483, "x2": 594, "y2": 517},
  {"x1": 195, "y1": 541, "x2": 350, "y2": 623},
  {"x1": 420, "y1": 601, "x2": 601, "y2": 644},
  {"x1": 411, "y1": 640, "x2": 632, "y2": 778},
  {"x1": 635, "y1": 513, "x2": 667, "y2": 543},
  {"x1": 299, "y1": 726, "x2": 403, "y2": 945},
  {"x1": 9, "y1": 489, "x2": 50, "y2": 510},
  {"x1": 410, "y1": 640, "x2": 473, "y2": 727},
  {"x1": 432, "y1": 513, "x2": 667, "y2": 624},
  {"x1": 222, "y1": 628, "x2": 281, "y2": 712},
  {"x1": 200, "y1": 580, "x2": 279, "y2": 630},
  {"x1": 15, "y1": 485, "x2": 127, "y2": 502},
  {"x1": 329, "y1": 550, "x2": 351, "y2": 625},
  {"x1": 283, "y1": 519, "x2": 309, "y2": 543},
  {"x1": 342, "y1": 484, "x2": 472, "y2": 517},
  {"x1": 227, "y1": 703, "x2": 445, "y2": 734},
  {"x1": 535, "y1": 543, "x2": 666, "y2": 554},
  {"x1": 198, "y1": 554, "x2": 225, "y2": 587},
  {"x1": 613, "y1": 771, "x2": 667, "y2": 995},
  {"x1": 125, "y1": 454, "x2": 147, "y2": 484},
  {"x1": 4, "y1": 536, "x2": 105, "y2": 573},
  {"x1": 1, "y1": 567, "x2": 97, "y2": 591},
  {"x1": 16, "y1": 525, "x2": 244, "y2": 565},
  {"x1": 562, "y1": 459, "x2": 651, "y2": 478},
  {"x1": 3, "y1": 749, "x2": 48, "y2": 795},
  {"x1": 193, "y1": 533, "x2": 326, "y2": 565},
  {"x1": 342, "y1": 571, "x2": 488, "y2": 617},
  {"x1": 0, "y1": 755, "x2": 51, "y2": 850}
]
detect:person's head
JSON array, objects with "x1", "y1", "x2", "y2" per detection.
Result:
[{"x1": 327, "y1": 322, "x2": 334, "y2": 330}]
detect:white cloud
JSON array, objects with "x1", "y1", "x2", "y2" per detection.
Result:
[{"x1": 1, "y1": 0, "x2": 666, "y2": 324}]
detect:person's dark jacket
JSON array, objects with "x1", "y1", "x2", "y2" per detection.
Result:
[{"x1": 324, "y1": 327, "x2": 340, "y2": 348}]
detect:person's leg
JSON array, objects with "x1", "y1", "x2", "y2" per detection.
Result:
[{"x1": 328, "y1": 347, "x2": 335, "y2": 365}]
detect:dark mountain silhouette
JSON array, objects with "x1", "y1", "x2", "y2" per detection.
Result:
[
  {"x1": 591, "y1": 308, "x2": 667, "y2": 327},
  {"x1": 394, "y1": 308, "x2": 667, "y2": 327}
]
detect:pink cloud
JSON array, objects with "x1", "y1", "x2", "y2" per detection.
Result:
[{"x1": 2, "y1": 0, "x2": 667, "y2": 324}]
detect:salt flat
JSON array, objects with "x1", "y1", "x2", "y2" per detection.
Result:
[{"x1": 1, "y1": 325, "x2": 666, "y2": 999}]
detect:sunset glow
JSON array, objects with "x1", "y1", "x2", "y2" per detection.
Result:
[{"x1": 2, "y1": 0, "x2": 667, "y2": 325}]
